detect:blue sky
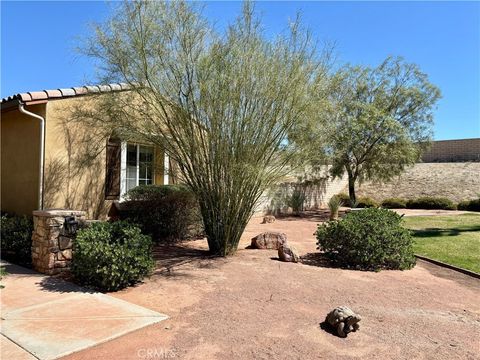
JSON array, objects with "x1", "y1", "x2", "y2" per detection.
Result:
[{"x1": 1, "y1": 1, "x2": 479, "y2": 140}]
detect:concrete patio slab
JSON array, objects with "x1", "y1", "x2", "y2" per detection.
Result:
[
  {"x1": 1, "y1": 334, "x2": 37, "y2": 360},
  {"x1": 0, "y1": 262, "x2": 168, "y2": 360}
]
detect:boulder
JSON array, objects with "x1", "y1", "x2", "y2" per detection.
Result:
[
  {"x1": 262, "y1": 215, "x2": 276, "y2": 224},
  {"x1": 278, "y1": 243, "x2": 300, "y2": 263},
  {"x1": 250, "y1": 232, "x2": 287, "y2": 250}
]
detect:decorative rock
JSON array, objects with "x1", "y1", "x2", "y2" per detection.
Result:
[
  {"x1": 57, "y1": 249, "x2": 72, "y2": 261},
  {"x1": 262, "y1": 215, "x2": 276, "y2": 224},
  {"x1": 58, "y1": 236, "x2": 73, "y2": 250},
  {"x1": 325, "y1": 306, "x2": 361, "y2": 338},
  {"x1": 278, "y1": 243, "x2": 300, "y2": 263},
  {"x1": 250, "y1": 232, "x2": 287, "y2": 250}
]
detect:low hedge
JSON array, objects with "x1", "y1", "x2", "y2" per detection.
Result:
[
  {"x1": 0, "y1": 214, "x2": 33, "y2": 266},
  {"x1": 356, "y1": 197, "x2": 378, "y2": 208},
  {"x1": 121, "y1": 185, "x2": 203, "y2": 242},
  {"x1": 457, "y1": 198, "x2": 480, "y2": 212},
  {"x1": 406, "y1": 197, "x2": 456, "y2": 210},
  {"x1": 71, "y1": 221, "x2": 154, "y2": 291},
  {"x1": 335, "y1": 194, "x2": 378, "y2": 208},
  {"x1": 381, "y1": 198, "x2": 407, "y2": 209},
  {"x1": 316, "y1": 208, "x2": 415, "y2": 271}
]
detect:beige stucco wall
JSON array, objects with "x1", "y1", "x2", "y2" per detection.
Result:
[
  {"x1": 44, "y1": 96, "x2": 168, "y2": 219},
  {"x1": 44, "y1": 97, "x2": 111, "y2": 218},
  {"x1": 256, "y1": 167, "x2": 349, "y2": 214},
  {"x1": 1, "y1": 104, "x2": 44, "y2": 215}
]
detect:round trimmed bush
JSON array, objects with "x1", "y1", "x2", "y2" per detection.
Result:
[
  {"x1": 336, "y1": 193, "x2": 351, "y2": 206},
  {"x1": 316, "y1": 208, "x2": 416, "y2": 271},
  {"x1": 457, "y1": 198, "x2": 480, "y2": 212},
  {"x1": 356, "y1": 197, "x2": 378, "y2": 208},
  {"x1": 122, "y1": 185, "x2": 203, "y2": 242},
  {"x1": 406, "y1": 197, "x2": 456, "y2": 210},
  {"x1": 71, "y1": 221, "x2": 154, "y2": 291},
  {"x1": 381, "y1": 198, "x2": 407, "y2": 209}
]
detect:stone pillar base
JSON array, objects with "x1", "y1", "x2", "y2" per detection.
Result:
[{"x1": 31, "y1": 209, "x2": 86, "y2": 275}]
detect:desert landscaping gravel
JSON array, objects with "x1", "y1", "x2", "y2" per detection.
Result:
[{"x1": 63, "y1": 213, "x2": 480, "y2": 360}]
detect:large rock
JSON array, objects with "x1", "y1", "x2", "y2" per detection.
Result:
[
  {"x1": 278, "y1": 243, "x2": 300, "y2": 263},
  {"x1": 250, "y1": 232, "x2": 287, "y2": 250},
  {"x1": 262, "y1": 215, "x2": 276, "y2": 224}
]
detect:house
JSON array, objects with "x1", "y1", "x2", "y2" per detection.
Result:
[{"x1": 1, "y1": 84, "x2": 171, "y2": 219}]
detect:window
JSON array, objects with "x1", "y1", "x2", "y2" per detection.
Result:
[{"x1": 124, "y1": 144, "x2": 154, "y2": 193}]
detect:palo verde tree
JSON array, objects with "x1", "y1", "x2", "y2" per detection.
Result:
[
  {"x1": 296, "y1": 57, "x2": 441, "y2": 206},
  {"x1": 83, "y1": 1, "x2": 325, "y2": 255}
]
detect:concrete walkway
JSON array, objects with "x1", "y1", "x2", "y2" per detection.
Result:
[{"x1": 0, "y1": 261, "x2": 168, "y2": 360}]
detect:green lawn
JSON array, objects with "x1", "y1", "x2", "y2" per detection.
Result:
[{"x1": 403, "y1": 214, "x2": 480, "y2": 273}]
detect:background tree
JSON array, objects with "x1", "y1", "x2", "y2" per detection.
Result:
[
  {"x1": 83, "y1": 1, "x2": 327, "y2": 255},
  {"x1": 294, "y1": 57, "x2": 441, "y2": 206}
]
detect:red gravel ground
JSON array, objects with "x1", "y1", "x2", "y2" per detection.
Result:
[{"x1": 64, "y1": 212, "x2": 480, "y2": 360}]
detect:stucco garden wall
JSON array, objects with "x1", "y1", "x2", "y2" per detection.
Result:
[
  {"x1": 357, "y1": 162, "x2": 480, "y2": 203},
  {"x1": 257, "y1": 169, "x2": 348, "y2": 214},
  {"x1": 422, "y1": 138, "x2": 480, "y2": 162}
]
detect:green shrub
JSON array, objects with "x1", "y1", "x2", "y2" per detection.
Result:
[
  {"x1": 122, "y1": 185, "x2": 203, "y2": 242},
  {"x1": 336, "y1": 193, "x2": 351, "y2": 206},
  {"x1": 457, "y1": 198, "x2": 480, "y2": 212},
  {"x1": 381, "y1": 198, "x2": 407, "y2": 209},
  {"x1": 406, "y1": 197, "x2": 456, "y2": 210},
  {"x1": 356, "y1": 197, "x2": 378, "y2": 208},
  {"x1": 316, "y1": 208, "x2": 416, "y2": 271},
  {"x1": 286, "y1": 188, "x2": 305, "y2": 215},
  {"x1": 0, "y1": 214, "x2": 33, "y2": 266},
  {"x1": 71, "y1": 221, "x2": 154, "y2": 291}
]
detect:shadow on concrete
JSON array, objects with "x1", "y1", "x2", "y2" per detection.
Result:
[
  {"x1": 1, "y1": 262, "x2": 36, "y2": 276},
  {"x1": 37, "y1": 276, "x2": 96, "y2": 294}
]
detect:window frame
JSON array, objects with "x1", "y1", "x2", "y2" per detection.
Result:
[{"x1": 120, "y1": 142, "x2": 156, "y2": 200}]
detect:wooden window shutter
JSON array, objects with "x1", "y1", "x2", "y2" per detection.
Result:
[{"x1": 105, "y1": 138, "x2": 121, "y2": 200}]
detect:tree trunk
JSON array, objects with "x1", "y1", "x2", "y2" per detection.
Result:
[
  {"x1": 198, "y1": 194, "x2": 253, "y2": 256},
  {"x1": 348, "y1": 175, "x2": 357, "y2": 207}
]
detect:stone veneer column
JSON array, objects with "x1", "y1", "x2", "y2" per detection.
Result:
[{"x1": 31, "y1": 209, "x2": 86, "y2": 275}]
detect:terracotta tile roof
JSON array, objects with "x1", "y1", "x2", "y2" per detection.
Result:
[{"x1": 1, "y1": 83, "x2": 132, "y2": 105}]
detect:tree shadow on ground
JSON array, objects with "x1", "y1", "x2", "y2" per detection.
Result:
[
  {"x1": 275, "y1": 209, "x2": 349, "y2": 223},
  {"x1": 300, "y1": 252, "x2": 376, "y2": 272},
  {"x1": 151, "y1": 242, "x2": 223, "y2": 278},
  {"x1": 300, "y1": 253, "x2": 341, "y2": 269},
  {"x1": 411, "y1": 225, "x2": 480, "y2": 238}
]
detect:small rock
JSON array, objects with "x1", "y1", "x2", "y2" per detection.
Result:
[
  {"x1": 278, "y1": 243, "x2": 300, "y2": 263},
  {"x1": 325, "y1": 306, "x2": 361, "y2": 338},
  {"x1": 262, "y1": 215, "x2": 276, "y2": 224},
  {"x1": 250, "y1": 232, "x2": 287, "y2": 250},
  {"x1": 58, "y1": 236, "x2": 73, "y2": 250}
]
